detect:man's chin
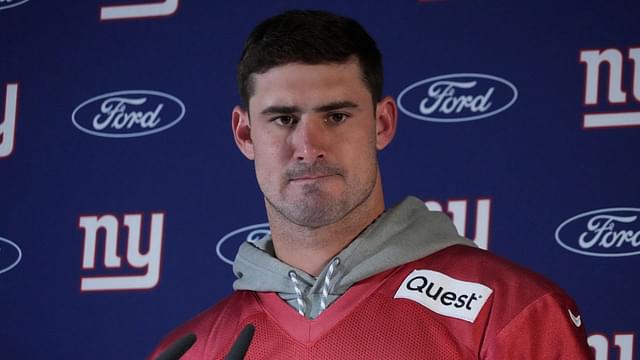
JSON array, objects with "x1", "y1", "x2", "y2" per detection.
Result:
[
  {"x1": 285, "y1": 184, "x2": 338, "y2": 203},
  {"x1": 287, "y1": 210, "x2": 342, "y2": 229},
  {"x1": 271, "y1": 197, "x2": 345, "y2": 228}
]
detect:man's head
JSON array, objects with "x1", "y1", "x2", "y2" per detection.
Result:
[
  {"x1": 237, "y1": 10, "x2": 383, "y2": 108},
  {"x1": 232, "y1": 10, "x2": 397, "y2": 231}
]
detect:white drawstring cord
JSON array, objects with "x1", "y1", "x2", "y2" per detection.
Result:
[
  {"x1": 319, "y1": 257, "x2": 341, "y2": 314},
  {"x1": 288, "y1": 270, "x2": 306, "y2": 316}
]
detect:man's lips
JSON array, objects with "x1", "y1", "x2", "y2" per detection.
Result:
[
  {"x1": 286, "y1": 164, "x2": 343, "y2": 183},
  {"x1": 289, "y1": 174, "x2": 336, "y2": 182}
]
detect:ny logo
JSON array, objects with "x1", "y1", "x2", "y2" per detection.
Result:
[
  {"x1": 425, "y1": 198, "x2": 492, "y2": 250},
  {"x1": 1, "y1": 83, "x2": 18, "y2": 158},
  {"x1": 79, "y1": 213, "x2": 164, "y2": 291},
  {"x1": 100, "y1": 0, "x2": 178, "y2": 21},
  {"x1": 589, "y1": 333, "x2": 635, "y2": 360},
  {"x1": 580, "y1": 47, "x2": 640, "y2": 128}
]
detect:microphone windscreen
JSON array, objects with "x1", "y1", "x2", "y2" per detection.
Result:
[
  {"x1": 155, "y1": 333, "x2": 197, "y2": 360},
  {"x1": 224, "y1": 324, "x2": 255, "y2": 360}
]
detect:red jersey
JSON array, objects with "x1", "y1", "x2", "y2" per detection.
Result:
[{"x1": 150, "y1": 245, "x2": 591, "y2": 359}]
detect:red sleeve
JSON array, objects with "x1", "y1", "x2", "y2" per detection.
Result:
[{"x1": 482, "y1": 292, "x2": 593, "y2": 359}]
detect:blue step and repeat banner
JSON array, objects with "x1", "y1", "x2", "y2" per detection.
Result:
[{"x1": 1, "y1": 1, "x2": 638, "y2": 359}]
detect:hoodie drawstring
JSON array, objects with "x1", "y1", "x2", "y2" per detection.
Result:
[
  {"x1": 288, "y1": 257, "x2": 341, "y2": 318},
  {"x1": 319, "y1": 257, "x2": 340, "y2": 315},
  {"x1": 288, "y1": 270, "x2": 306, "y2": 316}
]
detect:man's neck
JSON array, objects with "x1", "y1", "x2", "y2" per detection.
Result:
[{"x1": 266, "y1": 186, "x2": 385, "y2": 277}]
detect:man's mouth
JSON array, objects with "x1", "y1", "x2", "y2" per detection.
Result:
[
  {"x1": 286, "y1": 164, "x2": 342, "y2": 183},
  {"x1": 289, "y1": 174, "x2": 336, "y2": 182}
]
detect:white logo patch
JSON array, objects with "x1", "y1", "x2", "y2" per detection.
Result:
[
  {"x1": 394, "y1": 270, "x2": 493, "y2": 323},
  {"x1": 568, "y1": 309, "x2": 582, "y2": 327}
]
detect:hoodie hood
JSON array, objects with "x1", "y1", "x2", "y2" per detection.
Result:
[{"x1": 232, "y1": 196, "x2": 475, "y2": 318}]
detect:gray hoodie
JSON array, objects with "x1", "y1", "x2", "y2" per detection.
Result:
[{"x1": 232, "y1": 196, "x2": 475, "y2": 319}]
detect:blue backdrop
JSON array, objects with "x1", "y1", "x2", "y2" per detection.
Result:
[{"x1": 1, "y1": 1, "x2": 638, "y2": 359}]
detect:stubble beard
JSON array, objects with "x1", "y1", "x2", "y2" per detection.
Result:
[{"x1": 264, "y1": 161, "x2": 378, "y2": 229}]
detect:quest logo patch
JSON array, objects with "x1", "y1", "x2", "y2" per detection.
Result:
[
  {"x1": 397, "y1": 73, "x2": 518, "y2": 123},
  {"x1": 0, "y1": 237, "x2": 22, "y2": 275},
  {"x1": 72, "y1": 90, "x2": 185, "y2": 138},
  {"x1": 555, "y1": 208, "x2": 640, "y2": 257},
  {"x1": 394, "y1": 269, "x2": 492, "y2": 323},
  {"x1": 0, "y1": 0, "x2": 31, "y2": 11},
  {"x1": 216, "y1": 223, "x2": 270, "y2": 265}
]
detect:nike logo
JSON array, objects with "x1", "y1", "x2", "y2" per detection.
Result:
[{"x1": 568, "y1": 309, "x2": 582, "y2": 327}]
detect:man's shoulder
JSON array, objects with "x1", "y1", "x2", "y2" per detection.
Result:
[
  {"x1": 392, "y1": 245, "x2": 585, "y2": 341},
  {"x1": 413, "y1": 246, "x2": 590, "y2": 358},
  {"x1": 148, "y1": 290, "x2": 259, "y2": 359},
  {"x1": 396, "y1": 245, "x2": 573, "y2": 311},
  {"x1": 411, "y1": 244, "x2": 566, "y2": 295}
]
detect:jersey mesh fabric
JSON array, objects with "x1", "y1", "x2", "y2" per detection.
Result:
[
  {"x1": 153, "y1": 246, "x2": 591, "y2": 360},
  {"x1": 224, "y1": 293, "x2": 474, "y2": 359}
]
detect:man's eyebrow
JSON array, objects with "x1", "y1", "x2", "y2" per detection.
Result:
[
  {"x1": 259, "y1": 101, "x2": 359, "y2": 116},
  {"x1": 313, "y1": 101, "x2": 359, "y2": 112},
  {"x1": 260, "y1": 105, "x2": 301, "y2": 116}
]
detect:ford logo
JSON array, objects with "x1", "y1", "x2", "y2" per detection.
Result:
[
  {"x1": 0, "y1": 0, "x2": 31, "y2": 11},
  {"x1": 397, "y1": 73, "x2": 518, "y2": 123},
  {"x1": 555, "y1": 208, "x2": 640, "y2": 257},
  {"x1": 72, "y1": 90, "x2": 185, "y2": 138},
  {"x1": 216, "y1": 223, "x2": 270, "y2": 265},
  {"x1": 0, "y1": 237, "x2": 22, "y2": 275}
]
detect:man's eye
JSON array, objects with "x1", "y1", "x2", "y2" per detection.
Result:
[
  {"x1": 273, "y1": 116, "x2": 297, "y2": 126},
  {"x1": 327, "y1": 113, "x2": 348, "y2": 124}
]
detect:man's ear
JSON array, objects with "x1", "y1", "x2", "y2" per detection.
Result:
[
  {"x1": 374, "y1": 96, "x2": 398, "y2": 150},
  {"x1": 231, "y1": 105, "x2": 255, "y2": 160}
]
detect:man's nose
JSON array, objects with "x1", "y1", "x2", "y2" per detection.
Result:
[{"x1": 289, "y1": 117, "x2": 327, "y2": 162}]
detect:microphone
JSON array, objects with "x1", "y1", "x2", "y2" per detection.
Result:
[
  {"x1": 155, "y1": 333, "x2": 197, "y2": 360},
  {"x1": 224, "y1": 324, "x2": 255, "y2": 360}
]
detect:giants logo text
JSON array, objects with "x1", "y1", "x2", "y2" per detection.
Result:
[
  {"x1": 78, "y1": 212, "x2": 164, "y2": 291},
  {"x1": 425, "y1": 198, "x2": 492, "y2": 250},
  {"x1": 580, "y1": 47, "x2": 640, "y2": 128},
  {"x1": 589, "y1": 333, "x2": 636, "y2": 360},
  {"x1": 1, "y1": 83, "x2": 18, "y2": 158},
  {"x1": 100, "y1": 0, "x2": 179, "y2": 21}
]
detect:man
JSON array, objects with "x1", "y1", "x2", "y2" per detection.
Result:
[{"x1": 151, "y1": 10, "x2": 591, "y2": 359}]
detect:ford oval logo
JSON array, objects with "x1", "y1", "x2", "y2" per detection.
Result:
[
  {"x1": 216, "y1": 223, "x2": 270, "y2": 265},
  {"x1": 555, "y1": 208, "x2": 640, "y2": 257},
  {"x1": 0, "y1": 0, "x2": 31, "y2": 11},
  {"x1": 72, "y1": 90, "x2": 185, "y2": 138},
  {"x1": 397, "y1": 73, "x2": 518, "y2": 123},
  {"x1": 0, "y1": 237, "x2": 22, "y2": 275}
]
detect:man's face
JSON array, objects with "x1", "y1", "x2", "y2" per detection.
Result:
[{"x1": 233, "y1": 59, "x2": 395, "y2": 228}]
